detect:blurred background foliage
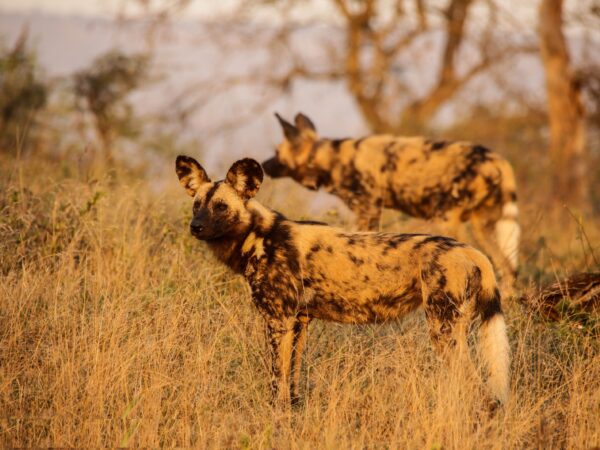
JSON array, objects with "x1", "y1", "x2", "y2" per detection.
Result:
[
  {"x1": 0, "y1": 28, "x2": 47, "y2": 153},
  {"x1": 73, "y1": 51, "x2": 150, "y2": 165}
]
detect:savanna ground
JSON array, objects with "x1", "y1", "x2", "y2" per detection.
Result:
[{"x1": 1, "y1": 133, "x2": 599, "y2": 448}]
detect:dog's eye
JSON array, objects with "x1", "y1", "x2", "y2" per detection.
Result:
[{"x1": 215, "y1": 203, "x2": 228, "y2": 212}]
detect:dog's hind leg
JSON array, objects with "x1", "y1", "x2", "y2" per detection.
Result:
[
  {"x1": 423, "y1": 294, "x2": 466, "y2": 359},
  {"x1": 471, "y1": 212, "x2": 516, "y2": 296}
]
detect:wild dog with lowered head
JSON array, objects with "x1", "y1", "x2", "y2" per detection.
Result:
[
  {"x1": 263, "y1": 113, "x2": 520, "y2": 291},
  {"x1": 176, "y1": 155, "x2": 510, "y2": 406}
]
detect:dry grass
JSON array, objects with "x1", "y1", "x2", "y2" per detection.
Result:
[{"x1": 1, "y1": 155, "x2": 599, "y2": 448}]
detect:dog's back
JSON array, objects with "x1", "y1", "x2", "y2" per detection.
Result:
[
  {"x1": 328, "y1": 135, "x2": 512, "y2": 220},
  {"x1": 273, "y1": 220, "x2": 493, "y2": 323}
]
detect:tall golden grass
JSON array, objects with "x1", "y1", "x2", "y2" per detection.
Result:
[{"x1": 1, "y1": 155, "x2": 598, "y2": 448}]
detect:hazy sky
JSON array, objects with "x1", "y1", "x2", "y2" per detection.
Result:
[
  {"x1": 0, "y1": 0, "x2": 240, "y2": 17},
  {"x1": 1, "y1": 0, "x2": 538, "y2": 18}
]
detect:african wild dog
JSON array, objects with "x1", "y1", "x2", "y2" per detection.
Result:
[
  {"x1": 263, "y1": 113, "x2": 520, "y2": 291},
  {"x1": 176, "y1": 155, "x2": 511, "y2": 406}
]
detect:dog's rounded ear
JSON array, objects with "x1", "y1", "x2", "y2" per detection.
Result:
[
  {"x1": 294, "y1": 112, "x2": 316, "y2": 134},
  {"x1": 175, "y1": 155, "x2": 210, "y2": 197},
  {"x1": 275, "y1": 112, "x2": 300, "y2": 143},
  {"x1": 225, "y1": 158, "x2": 264, "y2": 200}
]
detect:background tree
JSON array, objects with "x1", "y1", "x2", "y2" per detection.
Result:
[
  {"x1": 0, "y1": 27, "x2": 47, "y2": 154},
  {"x1": 539, "y1": 0, "x2": 587, "y2": 211},
  {"x1": 331, "y1": 0, "x2": 510, "y2": 133},
  {"x1": 74, "y1": 51, "x2": 149, "y2": 165}
]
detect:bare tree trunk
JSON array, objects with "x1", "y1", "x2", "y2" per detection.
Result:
[
  {"x1": 539, "y1": 0, "x2": 587, "y2": 209},
  {"x1": 335, "y1": 0, "x2": 392, "y2": 133},
  {"x1": 344, "y1": 17, "x2": 391, "y2": 133},
  {"x1": 401, "y1": 0, "x2": 473, "y2": 131},
  {"x1": 96, "y1": 117, "x2": 115, "y2": 168}
]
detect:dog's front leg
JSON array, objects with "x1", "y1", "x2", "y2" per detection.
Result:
[
  {"x1": 266, "y1": 317, "x2": 295, "y2": 405},
  {"x1": 290, "y1": 315, "x2": 310, "y2": 405}
]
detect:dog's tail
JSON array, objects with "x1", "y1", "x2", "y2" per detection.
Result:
[
  {"x1": 477, "y1": 282, "x2": 510, "y2": 404},
  {"x1": 494, "y1": 159, "x2": 520, "y2": 273}
]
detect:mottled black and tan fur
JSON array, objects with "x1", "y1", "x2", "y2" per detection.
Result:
[
  {"x1": 263, "y1": 113, "x2": 520, "y2": 289},
  {"x1": 176, "y1": 155, "x2": 511, "y2": 406}
]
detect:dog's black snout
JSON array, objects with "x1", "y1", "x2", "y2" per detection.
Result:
[
  {"x1": 262, "y1": 157, "x2": 283, "y2": 177},
  {"x1": 190, "y1": 218, "x2": 204, "y2": 233}
]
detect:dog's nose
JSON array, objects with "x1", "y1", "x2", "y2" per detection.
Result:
[
  {"x1": 262, "y1": 157, "x2": 280, "y2": 176},
  {"x1": 190, "y1": 219, "x2": 204, "y2": 233}
]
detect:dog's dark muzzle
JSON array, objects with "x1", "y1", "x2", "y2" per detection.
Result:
[
  {"x1": 190, "y1": 215, "x2": 213, "y2": 240},
  {"x1": 190, "y1": 217, "x2": 204, "y2": 234},
  {"x1": 262, "y1": 157, "x2": 289, "y2": 178}
]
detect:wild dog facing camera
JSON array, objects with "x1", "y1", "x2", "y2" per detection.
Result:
[{"x1": 175, "y1": 155, "x2": 263, "y2": 241}]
